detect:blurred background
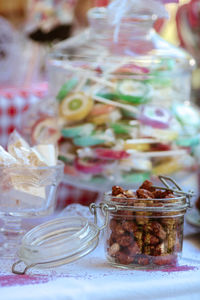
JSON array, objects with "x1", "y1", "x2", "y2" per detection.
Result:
[
  {"x1": 0, "y1": 0, "x2": 199, "y2": 97},
  {"x1": 0, "y1": 0, "x2": 200, "y2": 208}
]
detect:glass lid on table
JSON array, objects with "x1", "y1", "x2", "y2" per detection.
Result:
[{"x1": 40, "y1": 0, "x2": 199, "y2": 190}]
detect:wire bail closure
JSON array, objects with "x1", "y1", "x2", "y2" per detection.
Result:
[
  {"x1": 153, "y1": 175, "x2": 194, "y2": 208},
  {"x1": 89, "y1": 202, "x2": 117, "y2": 231},
  {"x1": 12, "y1": 260, "x2": 39, "y2": 275}
]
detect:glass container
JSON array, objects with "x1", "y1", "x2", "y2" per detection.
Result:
[
  {"x1": 44, "y1": 1, "x2": 199, "y2": 192},
  {"x1": 12, "y1": 176, "x2": 192, "y2": 274},
  {"x1": 104, "y1": 192, "x2": 187, "y2": 269},
  {"x1": 0, "y1": 161, "x2": 64, "y2": 257}
]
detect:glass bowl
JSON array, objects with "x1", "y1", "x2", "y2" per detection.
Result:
[{"x1": 0, "y1": 161, "x2": 64, "y2": 258}]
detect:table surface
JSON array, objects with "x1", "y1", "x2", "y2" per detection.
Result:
[{"x1": 0, "y1": 213, "x2": 200, "y2": 300}]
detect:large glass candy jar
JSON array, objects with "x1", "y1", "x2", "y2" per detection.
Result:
[{"x1": 47, "y1": 0, "x2": 198, "y2": 191}]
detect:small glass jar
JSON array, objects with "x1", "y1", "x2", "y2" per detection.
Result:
[
  {"x1": 12, "y1": 176, "x2": 192, "y2": 274},
  {"x1": 103, "y1": 192, "x2": 187, "y2": 269}
]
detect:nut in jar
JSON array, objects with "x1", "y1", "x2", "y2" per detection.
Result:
[{"x1": 90, "y1": 176, "x2": 193, "y2": 269}]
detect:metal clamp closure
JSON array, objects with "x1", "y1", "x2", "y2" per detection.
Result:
[
  {"x1": 12, "y1": 260, "x2": 38, "y2": 275},
  {"x1": 153, "y1": 175, "x2": 194, "y2": 208},
  {"x1": 89, "y1": 203, "x2": 117, "y2": 231}
]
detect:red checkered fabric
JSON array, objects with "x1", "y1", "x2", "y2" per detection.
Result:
[
  {"x1": 0, "y1": 83, "x2": 47, "y2": 147},
  {"x1": 56, "y1": 183, "x2": 98, "y2": 209}
]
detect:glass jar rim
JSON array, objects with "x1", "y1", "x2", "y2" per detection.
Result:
[
  {"x1": 49, "y1": 51, "x2": 195, "y2": 75},
  {"x1": 87, "y1": 7, "x2": 157, "y2": 22},
  {"x1": 104, "y1": 190, "x2": 186, "y2": 200},
  {"x1": 0, "y1": 160, "x2": 64, "y2": 171},
  {"x1": 49, "y1": 51, "x2": 193, "y2": 64},
  {"x1": 103, "y1": 191, "x2": 188, "y2": 211}
]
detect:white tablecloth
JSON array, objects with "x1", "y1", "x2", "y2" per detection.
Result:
[{"x1": 0, "y1": 219, "x2": 200, "y2": 300}]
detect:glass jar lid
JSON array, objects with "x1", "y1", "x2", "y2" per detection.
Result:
[
  {"x1": 52, "y1": 2, "x2": 195, "y2": 73},
  {"x1": 12, "y1": 216, "x2": 99, "y2": 274}
]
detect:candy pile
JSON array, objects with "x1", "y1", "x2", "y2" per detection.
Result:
[
  {"x1": 0, "y1": 131, "x2": 57, "y2": 206},
  {"x1": 106, "y1": 180, "x2": 184, "y2": 267},
  {"x1": 35, "y1": 57, "x2": 200, "y2": 186}
]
